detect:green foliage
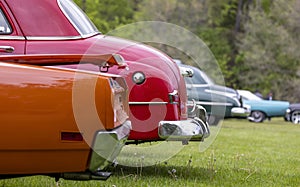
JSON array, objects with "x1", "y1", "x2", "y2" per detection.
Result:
[
  {"x1": 72, "y1": 0, "x2": 299, "y2": 101},
  {"x1": 134, "y1": 0, "x2": 207, "y2": 32},
  {"x1": 206, "y1": 0, "x2": 238, "y2": 28},
  {"x1": 237, "y1": 0, "x2": 300, "y2": 101},
  {"x1": 134, "y1": 0, "x2": 240, "y2": 87},
  {"x1": 74, "y1": 0, "x2": 135, "y2": 33},
  {"x1": 261, "y1": 0, "x2": 272, "y2": 12},
  {"x1": 196, "y1": 27, "x2": 234, "y2": 86},
  {"x1": 201, "y1": 0, "x2": 244, "y2": 87}
]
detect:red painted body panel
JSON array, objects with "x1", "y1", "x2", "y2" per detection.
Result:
[
  {"x1": 0, "y1": 0, "x2": 188, "y2": 141},
  {"x1": 7, "y1": 0, "x2": 79, "y2": 36}
]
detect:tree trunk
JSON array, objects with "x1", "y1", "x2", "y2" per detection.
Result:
[{"x1": 234, "y1": 0, "x2": 243, "y2": 33}]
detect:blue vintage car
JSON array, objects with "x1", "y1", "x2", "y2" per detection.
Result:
[{"x1": 237, "y1": 90, "x2": 289, "y2": 122}]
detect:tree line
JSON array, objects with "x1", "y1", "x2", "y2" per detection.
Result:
[{"x1": 74, "y1": 0, "x2": 300, "y2": 102}]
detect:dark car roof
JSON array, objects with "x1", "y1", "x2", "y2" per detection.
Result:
[
  {"x1": 178, "y1": 63, "x2": 237, "y2": 94},
  {"x1": 289, "y1": 103, "x2": 300, "y2": 110}
]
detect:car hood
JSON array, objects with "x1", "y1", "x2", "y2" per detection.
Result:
[
  {"x1": 243, "y1": 100, "x2": 289, "y2": 107},
  {"x1": 204, "y1": 84, "x2": 238, "y2": 97}
]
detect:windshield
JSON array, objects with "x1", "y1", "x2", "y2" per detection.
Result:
[
  {"x1": 238, "y1": 90, "x2": 262, "y2": 101},
  {"x1": 199, "y1": 70, "x2": 214, "y2": 85},
  {"x1": 58, "y1": 0, "x2": 99, "y2": 37}
]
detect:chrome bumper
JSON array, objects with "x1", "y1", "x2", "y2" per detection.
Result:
[
  {"x1": 158, "y1": 102, "x2": 210, "y2": 141},
  {"x1": 89, "y1": 120, "x2": 131, "y2": 172},
  {"x1": 231, "y1": 104, "x2": 251, "y2": 117},
  {"x1": 158, "y1": 118, "x2": 210, "y2": 141},
  {"x1": 285, "y1": 108, "x2": 291, "y2": 121}
]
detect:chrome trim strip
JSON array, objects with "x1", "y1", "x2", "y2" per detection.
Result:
[
  {"x1": 187, "y1": 83, "x2": 238, "y2": 100},
  {"x1": 81, "y1": 32, "x2": 101, "y2": 38},
  {"x1": 0, "y1": 34, "x2": 100, "y2": 41},
  {"x1": 194, "y1": 101, "x2": 233, "y2": 106},
  {"x1": 0, "y1": 35, "x2": 25, "y2": 40},
  {"x1": 205, "y1": 89, "x2": 237, "y2": 97},
  {"x1": 45, "y1": 66, "x2": 121, "y2": 77},
  {"x1": 57, "y1": 0, "x2": 83, "y2": 36},
  {"x1": 129, "y1": 101, "x2": 168, "y2": 105},
  {"x1": 26, "y1": 36, "x2": 82, "y2": 40},
  {"x1": 0, "y1": 62, "x2": 46, "y2": 70},
  {"x1": 186, "y1": 83, "x2": 209, "y2": 88}
]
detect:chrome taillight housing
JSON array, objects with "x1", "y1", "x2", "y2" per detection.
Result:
[{"x1": 109, "y1": 77, "x2": 129, "y2": 126}]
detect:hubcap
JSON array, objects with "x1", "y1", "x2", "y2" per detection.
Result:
[
  {"x1": 291, "y1": 111, "x2": 300, "y2": 124},
  {"x1": 251, "y1": 111, "x2": 264, "y2": 122}
]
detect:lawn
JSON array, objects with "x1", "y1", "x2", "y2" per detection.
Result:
[{"x1": 1, "y1": 118, "x2": 299, "y2": 187}]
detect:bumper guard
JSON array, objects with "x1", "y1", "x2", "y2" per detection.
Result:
[
  {"x1": 88, "y1": 120, "x2": 131, "y2": 172},
  {"x1": 231, "y1": 104, "x2": 251, "y2": 117},
  {"x1": 158, "y1": 101, "x2": 210, "y2": 141}
]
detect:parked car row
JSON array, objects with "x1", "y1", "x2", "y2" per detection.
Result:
[
  {"x1": 177, "y1": 60, "x2": 294, "y2": 125},
  {"x1": 177, "y1": 61, "x2": 250, "y2": 126},
  {"x1": 0, "y1": 0, "x2": 210, "y2": 181}
]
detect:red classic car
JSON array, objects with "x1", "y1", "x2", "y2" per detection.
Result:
[
  {"x1": 0, "y1": 54, "x2": 131, "y2": 180},
  {"x1": 0, "y1": 0, "x2": 209, "y2": 143}
]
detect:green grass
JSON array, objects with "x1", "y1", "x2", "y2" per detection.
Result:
[{"x1": 1, "y1": 118, "x2": 299, "y2": 187}]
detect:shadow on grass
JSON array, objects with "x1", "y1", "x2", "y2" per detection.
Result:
[
  {"x1": 108, "y1": 164, "x2": 216, "y2": 181},
  {"x1": 108, "y1": 164, "x2": 300, "y2": 186}
]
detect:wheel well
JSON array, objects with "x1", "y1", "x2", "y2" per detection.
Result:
[
  {"x1": 251, "y1": 110, "x2": 267, "y2": 117},
  {"x1": 291, "y1": 109, "x2": 300, "y2": 113}
]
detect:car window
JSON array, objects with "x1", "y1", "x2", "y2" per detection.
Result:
[
  {"x1": 0, "y1": 8, "x2": 12, "y2": 34},
  {"x1": 58, "y1": 0, "x2": 99, "y2": 36}
]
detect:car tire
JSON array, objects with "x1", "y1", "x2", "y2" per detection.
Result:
[
  {"x1": 291, "y1": 110, "x2": 300, "y2": 124},
  {"x1": 250, "y1": 111, "x2": 265, "y2": 123},
  {"x1": 208, "y1": 115, "x2": 220, "y2": 126}
]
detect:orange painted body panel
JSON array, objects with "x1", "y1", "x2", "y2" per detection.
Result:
[{"x1": 0, "y1": 61, "x2": 116, "y2": 174}]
